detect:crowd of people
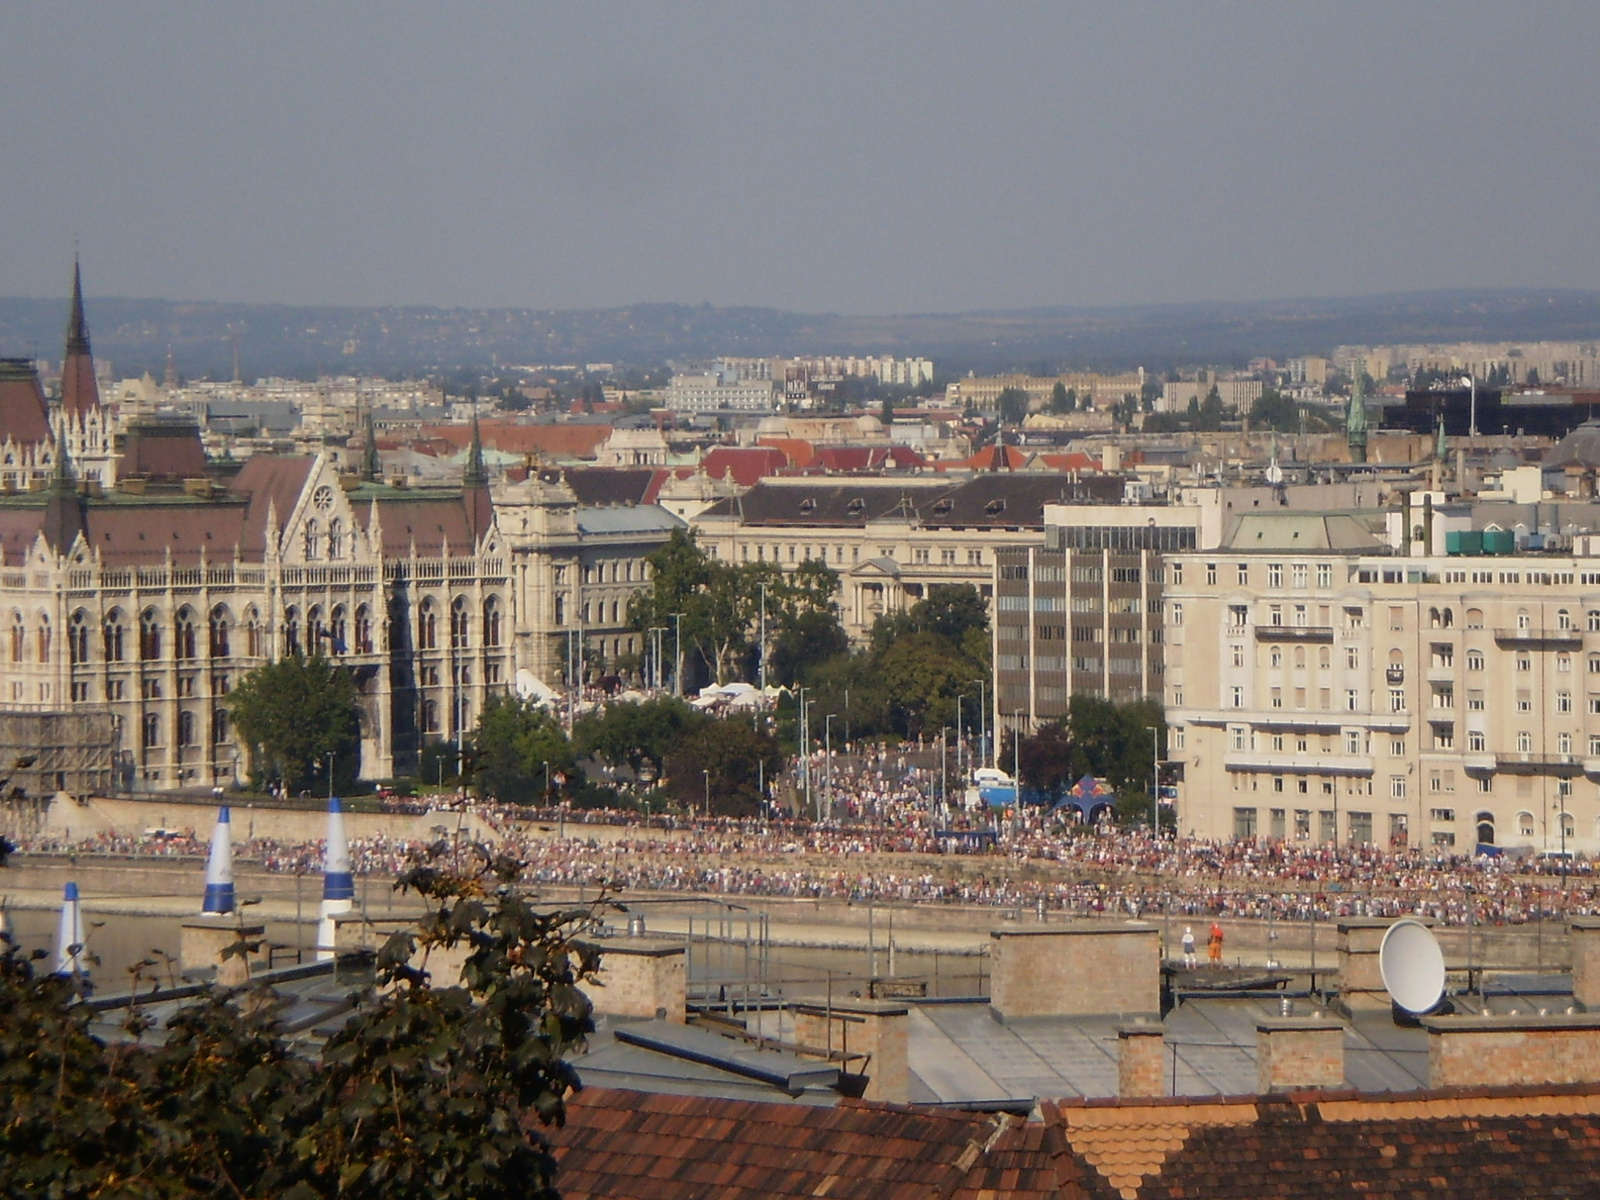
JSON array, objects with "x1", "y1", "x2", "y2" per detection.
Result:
[{"x1": 11, "y1": 757, "x2": 1600, "y2": 928}]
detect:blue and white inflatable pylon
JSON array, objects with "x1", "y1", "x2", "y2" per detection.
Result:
[
  {"x1": 316, "y1": 797, "x2": 355, "y2": 959},
  {"x1": 201, "y1": 805, "x2": 235, "y2": 915},
  {"x1": 56, "y1": 881, "x2": 87, "y2": 976}
]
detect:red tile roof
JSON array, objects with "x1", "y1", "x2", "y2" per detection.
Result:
[
  {"x1": 551, "y1": 1089, "x2": 1017, "y2": 1200},
  {"x1": 0, "y1": 361, "x2": 52, "y2": 447},
  {"x1": 0, "y1": 509, "x2": 45, "y2": 566},
  {"x1": 417, "y1": 422, "x2": 611, "y2": 460},
  {"x1": 701, "y1": 446, "x2": 789, "y2": 488},
  {"x1": 84, "y1": 504, "x2": 248, "y2": 566},
  {"x1": 549, "y1": 1084, "x2": 1600, "y2": 1200},
  {"x1": 229, "y1": 456, "x2": 316, "y2": 556},
  {"x1": 117, "y1": 423, "x2": 208, "y2": 481}
]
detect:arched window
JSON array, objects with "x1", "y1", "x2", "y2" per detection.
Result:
[
  {"x1": 1293, "y1": 646, "x2": 1306, "y2": 669},
  {"x1": 36, "y1": 614, "x2": 50, "y2": 664},
  {"x1": 303, "y1": 518, "x2": 321, "y2": 560},
  {"x1": 213, "y1": 709, "x2": 229, "y2": 744},
  {"x1": 450, "y1": 596, "x2": 469, "y2": 649},
  {"x1": 174, "y1": 607, "x2": 197, "y2": 660},
  {"x1": 69, "y1": 610, "x2": 90, "y2": 665},
  {"x1": 284, "y1": 607, "x2": 301, "y2": 656},
  {"x1": 1517, "y1": 810, "x2": 1535, "y2": 838},
  {"x1": 245, "y1": 607, "x2": 261, "y2": 657},
  {"x1": 1562, "y1": 811, "x2": 1575, "y2": 840},
  {"x1": 104, "y1": 608, "x2": 125, "y2": 662},
  {"x1": 355, "y1": 605, "x2": 373, "y2": 654},
  {"x1": 8, "y1": 612, "x2": 21, "y2": 664},
  {"x1": 142, "y1": 712, "x2": 160, "y2": 749},
  {"x1": 1428, "y1": 607, "x2": 1441, "y2": 628},
  {"x1": 1441, "y1": 608, "x2": 1453, "y2": 628},
  {"x1": 328, "y1": 518, "x2": 343, "y2": 560},
  {"x1": 554, "y1": 594, "x2": 566, "y2": 626},
  {"x1": 178, "y1": 710, "x2": 196, "y2": 746},
  {"x1": 421, "y1": 698, "x2": 438, "y2": 733},
  {"x1": 1465, "y1": 608, "x2": 1484, "y2": 629},
  {"x1": 418, "y1": 600, "x2": 437, "y2": 650},
  {"x1": 1558, "y1": 608, "x2": 1573, "y2": 630},
  {"x1": 330, "y1": 605, "x2": 348, "y2": 655},
  {"x1": 308, "y1": 606, "x2": 325, "y2": 653},
  {"x1": 1517, "y1": 608, "x2": 1531, "y2": 631},
  {"x1": 140, "y1": 608, "x2": 162, "y2": 661},
  {"x1": 483, "y1": 597, "x2": 501, "y2": 648},
  {"x1": 209, "y1": 605, "x2": 231, "y2": 658},
  {"x1": 1475, "y1": 813, "x2": 1495, "y2": 847}
]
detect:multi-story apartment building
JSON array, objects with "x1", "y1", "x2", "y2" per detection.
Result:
[
  {"x1": 990, "y1": 503, "x2": 1205, "y2": 742},
  {"x1": 664, "y1": 371, "x2": 777, "y2": 413},
  {"x1": 1165, "y1": 510, "x2": 1600, "y2": 854},
  {"x1": 692, "y1": 475, "x2": 1124, "y2": 642}
]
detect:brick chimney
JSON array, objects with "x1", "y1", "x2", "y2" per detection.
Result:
[
  {"x1": 1335, "y1": 918, "x2": 1405, "y2": 1010},
  {"x1": 1118, "y1": 1023, "x2": 1167, "y2": 1098},
  {"x1": 1256, "y1": 1015, "x2": 1346, "y2": 1093},
  {"x1": 583, "y1": 938, "x2": 687, "y2": 1023},
  {"x1": 1570, "y1": 918, "x2": 1600, "y2": 1009},
  {"x1": 793, "y1": 998, "x2": 909, "y2": 1104},
  {"x1": 989, "y1": 924, "x2": 1160, "y2": 1021},
  {"x1": 180, "y1": 921, "x2": 266, "y2": 987},
  {"x1": 1421, "y1": 1013, "x2": 1600, "y2": 1088}
]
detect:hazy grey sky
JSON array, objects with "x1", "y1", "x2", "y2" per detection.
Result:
[{"x1": 3, "y1": 3, "x2": 1598, "y2": 314}]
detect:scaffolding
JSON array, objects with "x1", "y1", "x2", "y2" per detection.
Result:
[{"x1": 0, "y1": 709, "x2": 119, "y2": 836}]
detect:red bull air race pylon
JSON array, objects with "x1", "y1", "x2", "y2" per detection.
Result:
[
  {"x1": 201, "y1": 806, "x2": 235, "y2": 916},
  {"x1": 316, "y1": 797, "x2": 355, "y2": 959},
  {"x1": 56, "y1": 881, "x2": 87, "y2": 976}
]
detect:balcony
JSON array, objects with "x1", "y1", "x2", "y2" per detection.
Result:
[
  {"x1": 1385, "y1": 667, "x2": 1405, "y2": 685},
  {"x1": 1494, "y1": 628, "x2": 1584, "y2": 647},
  {"x1": 1463, "y1": 753, "x2": 1497, "y2": 774},
  {"x1": 1494, "y1": 752, "x2": 1584, "y2": 777},
  {"x1": 1222, "y1": 751, "x2": 1373, "y2": 776},
  {"x1": 1584, "y1": 757, "x2": 1600, "y2": 779},
  {"x1": 1254, "y1": 625, "x2": 1334, "y2": 644}
]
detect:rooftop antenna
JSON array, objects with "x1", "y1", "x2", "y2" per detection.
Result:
[{"x1": 1379, "y1": 918, "x2": 1446, "y2": 1015}]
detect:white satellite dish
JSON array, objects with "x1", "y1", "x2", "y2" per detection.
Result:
[{"x1": 1379, "y1": 918, "x2": 1446, "y2": 1014}]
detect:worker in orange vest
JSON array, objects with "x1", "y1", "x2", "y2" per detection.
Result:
[{"x1": 1207, "y1": 922, "x2": 1224, "y2": 966}]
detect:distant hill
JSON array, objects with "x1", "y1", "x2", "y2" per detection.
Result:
[{"x1": 1, "y1": 288, "x2": 1596, "y2": 381}]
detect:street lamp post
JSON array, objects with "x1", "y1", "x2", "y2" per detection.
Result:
[
  {"x1": 758, "y1": 584, "x2": 768, "y2": 693},
  {"x1": 1145, "y1": 725, "x2": 1161, "y2": 835},
  {"x1": 702, "y1": 768, "x2": 710, "y2": 820},
  {"x1": 672, "y1": 612, "x2": 683, "y2": 697},
  {"x1": 955, "y1": 695, "x2": 966, "y2": 782},
  {"x1": 824, "y1": 713, "x2": 836, "y2": 821},
  {"x1": 968, "y1": 679, "x2": 987, "y2": 769},
  {"x1": 1460, "y1": 375, "x2": 1477, "y2": 440}
]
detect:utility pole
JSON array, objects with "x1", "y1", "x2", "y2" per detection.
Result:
[
  {"x1": 1146, "y1": 725, "x2": 1161, "y2": 834},
  {"x1": 759, "y1": 583, "x2": 768, "y2": 693},
  {"x1": 800, "y1": 688, "x2": 812, "y2": 821},
  {"x1": 956, "y1": 695, "x2": 966, "y2": 782},
  {"x1": 969, "y1": 678, "x2": 987, "y2": 769},
  {"x1": 672, "y1": 612, "x2": 683, "y2": 697},
  {"x1": 824, "y1": 714, "x2": 836, "y2": 822}
]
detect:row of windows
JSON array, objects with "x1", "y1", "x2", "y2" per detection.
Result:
[{"x1": 140, "y1": 710, "x2": 230, "y2": 749}]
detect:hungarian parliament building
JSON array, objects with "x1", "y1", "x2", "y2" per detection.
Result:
[{"x1": 0, "y1": 268, "x2": 676, "y2": 795}]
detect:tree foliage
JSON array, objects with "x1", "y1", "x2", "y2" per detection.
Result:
[
  {"x1": 995, "y1": 386, "x2": 1030, "y2": 426},
  {"x1": 628, "y1": 528, "x2": 843, "y2": 686},
  {"x1": 0, "y1": 848, "x2": 599, "y2": 1200},
  {"x1": 230, "y1": 653, "x2": 363, "y2": 792},
  {"x1": 572, "y1": 696, "x2": 702, "y2": 780},
  {"x1": 1003, "y1": 697, "x2": 1166, "y2": 821},
  {"x1": 662, "y1": 719, "x2": 782, "y2": 817},
  {"x1": 472, "y1": 694, "x2": 576, "y2": 804}
]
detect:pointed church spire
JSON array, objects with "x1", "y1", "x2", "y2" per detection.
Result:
[
  {"x1": 59, "y1": 258, "x2": 100, "y2": 419},
  {"x1": 360, "y1": 409, "x2": 381, "y2": 483},
  {"x1": 463, "y1": 409, "x2": 487, "y2": 488},
  {"x1": 65, "y1": 257, "x2": 91, "y2": 358}
]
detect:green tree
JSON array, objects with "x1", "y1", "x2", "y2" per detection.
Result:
[
  {"x1": 995, "y1": 386, "x2": 1030, "y2": 426},
  {"x1": 0, "y1": 847, "x2": 600, "y2": 1200},
  {"x1": 472, "y1": 694, "x2": 575, "y2": 804},
  {"x1": 1048, "y1": 381, "x2": 1076, "y2": 413},
  {"x1": 662, "y1": 718, "x2": 782, "y2": 817},
  {"x1": 573, "y1": 696, "x2": 704, "y2": 781},
  {"x1": 230, "y1": 653, "x2": 362, "y2": 792}
]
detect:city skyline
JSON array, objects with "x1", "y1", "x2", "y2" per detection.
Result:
[{"x1": 3, "y1": 4, "x2": 1599, "y2": 315}]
